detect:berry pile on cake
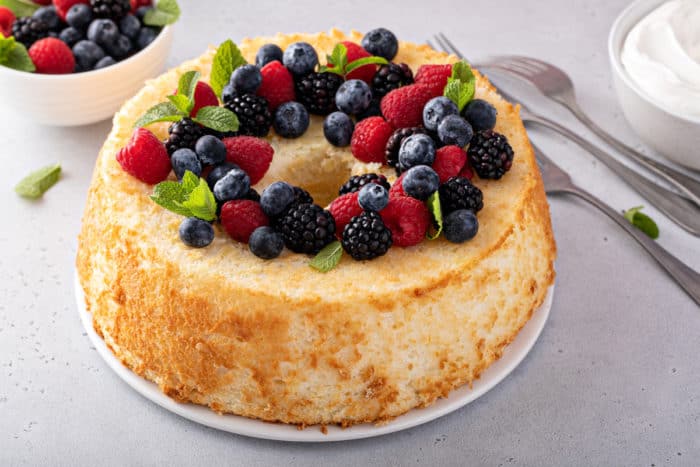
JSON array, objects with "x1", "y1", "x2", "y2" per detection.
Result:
[{"x1": 77, "y1": 29, "x2": 556, "y2": 426}]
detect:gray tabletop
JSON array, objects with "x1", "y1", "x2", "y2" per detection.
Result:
[{"x1": 2, "y1": 0, "x2": 699, "y2": 465}]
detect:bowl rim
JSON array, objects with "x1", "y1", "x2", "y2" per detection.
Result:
[
  {"x1": 608, "y1": 0, "x2": 700, "y2": 125},
  {"x1": 0, "y1": 25, "x2": 172, "y2": 82}
]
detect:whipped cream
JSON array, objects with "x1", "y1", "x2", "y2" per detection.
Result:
[{"x1": 620, "y1": 0, "x2": 700, "y2": 119}]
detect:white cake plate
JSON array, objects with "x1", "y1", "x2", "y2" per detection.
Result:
[{"x1": 75, "y1": 271, "x2": 554, "y2": 442}]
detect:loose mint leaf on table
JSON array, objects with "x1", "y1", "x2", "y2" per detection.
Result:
[
  {"x1": 426, "y1": 191, "x2": 443, "y2": 240},
  {"x1": 309, "y1": 241, "x2": 343, "y2": 272},
  {"x1": 15, "y1": 164, "x2": 61, "y2": 199},
  {"x1": 623, "y1": 205, "x2": 659, "y2": 239},
  {"x1": 143, "y1": 0, "x2": 181, "y2": 26},
  {"x1": 0, "y1": 36, "x2": 35, "y2": 72},
  {"x1": 151, "y1": 171, "x2": 217, "y2": 221},
  {"x1": 443, "y1": 60, "x2": 475, "y2": 112},
  {"x1": 134, "y1": 102, "x2": 183, "y2": 127},
  {"x1": 0, "y1": 0, "x2": 39, "y2": 17},
  {"x1": 193, "y1": 106, "x2": 239, "y2": 132},
  {"x1": 210, "y1": 39, "x2": 246, "y2": 99}
]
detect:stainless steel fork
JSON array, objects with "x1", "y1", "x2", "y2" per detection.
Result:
[{"x1": 533, "y1": 143, "x2": 700, "y2": 306}]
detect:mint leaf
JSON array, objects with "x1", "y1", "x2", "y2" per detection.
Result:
[
  {"x1": 193, "y1": 106, "x2": 239, "y2": 132},
  {"x1": 181, "y1": 178, "x2": 217, "y2": 221},
  {"x1": 151, "y1": 171, "x2": 218, "y2": 221},
  {"x1": 150, "y1": 181, "x2": 192, "y2": 217},
  {"x1": 623, "y1": 206, "x2": 659, "y2": 239},
  {"x1": 0, "y1": 0, "x2": 39, "y2": 17},
  {"x1": 451, "y1": 61, "x2": 474, "y2": 83},
  {"x1": 15, "y1": 164, "x2": 61, "y2": 199},
  {"x1": 443, "y1": 60, "x2": 475, "y2": 112},
  {"x1": 309, "y1": 241, "x2": 343, "y2": 272},
  {"x1": 210, "y1": 39, "x2": 246, "y2": 99},
  {"x1": 134, "y1": 102, "x2": 183, "y2": 127},
  {"x1": 181, "y1": 170, "x2": 199, "y2": 192},
  {"x1": 177, "y1": 70, "x2": 200, "y2": 103},
  {"x1": 426, "y1": 191, "x2": 443, "y2": 240},
  {"x1": 143, "y1": 0, "x2": 180, "y2": 26},
  {"x1": 167, "y1": 94, "x2": 193, "y2": 115},
  {"x1": 321, "y1": 43, "x2": 347, "y2": 75},
  {"x1": 344, "y1": 56, "x2": 388, "y2": 74},
  {"x1": 0, "y1": 36, "x2": 35, "y2": 72}
]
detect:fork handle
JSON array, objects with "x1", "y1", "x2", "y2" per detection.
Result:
[{"x1": 562, "y1": 185, "x2": 700, "y2": 307}]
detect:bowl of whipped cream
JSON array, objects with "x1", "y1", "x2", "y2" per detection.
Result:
[{"x1": 609, "y1": 0, "x2": 700, "y2": 170}]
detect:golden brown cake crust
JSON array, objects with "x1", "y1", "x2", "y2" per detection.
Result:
[{"x1": 76, "y1": 29, "x2": 556, "y2": 426}]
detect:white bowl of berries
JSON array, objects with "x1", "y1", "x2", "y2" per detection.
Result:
[{"x1": 0, "y1": 0, "x2": 177, "y2": 126}]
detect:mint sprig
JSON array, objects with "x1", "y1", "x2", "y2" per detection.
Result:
[
  {"x1": 143, "y1": 0, "x2": 181, "y2": 27},
  {"x1": 0, "y1": 36, "x2": 35, "y2": 72},
  {"x1": 15, "y1": 164, "x2": 61, "y2": 199},
  {"x1": 0, "y1": 0, "x2": 39, "y2": 17},
  {"x1": 623, "y1": 206, "x2": 659, "y2": 239},
  {"x1": 193, "y1": 105, "x2": 239, "y2": 132},
  {"x1": 426, "y1": 191, "x2": 443, "y2": 240},
  {"x1": 151, "y1": 171, "x2": 217, "y2": 221},
  {"x1": 320, "y1": 43, "x2": 388, "y2": 77},
  {"x1": 210, "y1": 39, "x2": 246, "y2": 99},
  {"x1": 443, "y1": 60, "x2": 475, "y2": 112},
  {"x1": 309, "y1": 241, "x2": 343, "y2": 272}
]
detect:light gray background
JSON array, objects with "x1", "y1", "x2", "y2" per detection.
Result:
[{"x1": 2, "y1": 0, "x2": 699, "y2": 465}]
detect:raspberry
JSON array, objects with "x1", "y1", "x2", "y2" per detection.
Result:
[
  {"x1": 28, "y1": 38, "x2": 75, "y2": 74},
  {"x1": 389, "y1": 173, "x2": 407, "y2": 198},
  {"x1": 0, "y1": 7, "x2": 15, "y2": 38},
  {"x1": 350, "y1": 116, "x2": 394, "y2": 163},
  {"x1": 257, "y1": 61, "x2": 295, "y2": 111},
  {"x1": 380, "y1": 84, "x2": 433, "y2": 129},
  {"x1": 459, "y1": 161, "x2": 474, "y2": 180},
  {"x1": 54, "y1": 0, "x2": 89, "y2": 21},
  {"x1": 328, "y1": 192, "x2": 362, "y2": 238},
  {"x1": 190, "y1": 82, "x2": 219, "y2": 117},
  {"x1": 432, "y1": 145, "x2": 466, "y2": 183},
  {"x1": 222, "y1": 136, "x2": 274, "y2": 185},
  {"x1": 116, "y1": 128, "x2": 171, "y2": 184},
  {"x1": 414, "y1": 64, "x2": 452, "y2": 97},
  {"x1": 220, "y1": 199, "x2": 269, "y2": 243},
  {"x1": 329, "y1": 41, "x2": 376, "y2": 83},
  {"x1": 129, "y1": 0, "x2": 151, "y2": 13},
  {"x1": 380, "y1": 196, "x2": 431, "y2": 247}
]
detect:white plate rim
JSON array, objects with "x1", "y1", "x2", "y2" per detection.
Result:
[{"x1": 75, "y1": 271, "x2": 554, "y2": 442}]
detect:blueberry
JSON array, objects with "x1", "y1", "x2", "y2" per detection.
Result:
[
  {"x1": 282, "y1": 42, "x2": 318, "y2": 76},
  {"x1": 72, "y1": 40, "x2": 105, "y2": 70},
  {"x1": 206, "y1": 162, "x2": 239, "y2": 190},
  {"x1": 106, "y1": 34, "x2": 132, "y2": 60},
  {"x1": 179, "y1": 217, "x2": 215, "y2": 248},
  {"x1": 437, "y1": 115, "x2": 473, "y2": 147},
  {"x1": 443, "y1": 209, "x2": 479, "y2": 243},
  {"x1": 94, "y1": 56, "x2": 116, "y2": 69},
  {"x1": 398, "y1": 133, "x2": 436, "y2": 171},
  {"x1": 249, "y1": 226, "x2": 284, "y2": 259},
  {"x1": 335, "y1": 79, "x2": 372, "y2": 115},
  {"x1": 260, "y1": 181, "x2": 295, "y2": 217},
  {"x1": 255, "y1": 43, "x2": 283, "y2": 68},
  {"x1": 65, "y1": 4, "x2": 92, "y2": 30},
  {"x1": 273, "y1": 102, "x2": 310, "y2": 138},
  {"x1": 423, "y1": 96, "x2": 458, "y2": 131},
  {"x1": 34, "y1": 6, "x2": 61, "y2": 31},
  {"x1": 358, "y1": 183, "x2": 389, "y2": 212},
  {"x1": 59, "y1": 27, "x2": 83, "y2": 47},
  {"x1": 230, "y1": 64, "x2": 262, "y2": 94},
  {"x1": 119, "y1": 14, "x2": 141, "y2": 40},
  {"x1": 87, "y1": 19, "x2": 119, "y2": 49},
  {"x1": 401, "y1": 165, "x2": 439, "y2": 201},
  {"x1": 194, "y1": 135, "x2": 226, "y2": 166},
  {"x1": 213, "y1": 168, "x2": 250, "y2": 203},
  {"x1": 323, "y1": 111, "x2": 354, "y2": 147},
  {"x1": 136, "y1": 27, "x2": 158, "y2": 49},
  {"x1": 171, "y1": 149, "x2": 202, "y2": 179},
  {"x1": 135, "y1": 6, "x2": 152, "y2": 22},
  {"x1": 361, "y1": 28, "x2": 398, "y2": 61},
  {"x1": 462, "y1": 99, "x2": 497, "y2": 132},
  {"x1": 221, "y1": 83, "x2": 236, "y2": 103}
]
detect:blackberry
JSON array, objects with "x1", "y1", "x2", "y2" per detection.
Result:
[
  {"x1": 275, "y1": 203, "x2": 336, "y2": 254},
  {"x1": 165, "y1": 118, "x2": 206, "y2": 156},
  {"x1": 12, "y1": 17, "x2": 49, "y2": 48},
  {"x1": 291, "y1": 186, "x2": 314, "y2": 206},
  {"x1": 223, "y1": 93, "x2": 272, "y2": 137},
  {"x1": 90, "y1": 0, "x2": 131, "y2": 20},
  {"x1": 371, "y1": 63, "x2": 413, "y2": 98},
  {"x1": 467, "y1": 130, "x2": 514, "y2": 179},
  {"x1": 439, "y1": 177, "x2": 484, "y2": 214},
  {"x1": 294, "y1": 72, "x2": 344, "y2": 115},
  {"x1": 384, "y1": 127, "x2": 430, "y2": 170},
  {"x1": 338, "y1": 173, "x2": 390, "y2": 196},
  {"x1": 341, "y1": 211, "x2": 392, "y2": 261}
]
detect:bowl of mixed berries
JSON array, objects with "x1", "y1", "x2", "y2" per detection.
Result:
[{"x1": 0, "y1": 0, "x2": 179, "y2": 125}]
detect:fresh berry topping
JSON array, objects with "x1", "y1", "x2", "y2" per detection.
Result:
[
  {"x1": 54, "y1": 0, "x2": 89, "y2": 22},
  {"x1": 72, "y1": 39, "x2": 104, "y2": 70},
  {"x1": 380, "y1": 196, "x2": 431, "y2": 247},
  {"x1": 358, "y1": 183, "x2": 389, "y2": 212},
  {"x1": 462, "y1": 99, "x2": 497, "y2": 132},
  {"x1": 249, "y1": 226, "x2": 284, "y2": 259},
  {"x1": 230, "y1": 64, "x2": 262, "y2": 94},
  {"x1": 94, "y1": 55, "x2": 116, "y2": 70},
  {"x1": 118, "y1": 13, "x2": 139, "y2": 39},
  {"x1": 189, "y1": 82, "x2": 219, "y2": 117},
  {"x1": 355, "y1": 97, "x2": 383, "y2": 121},
  {"x1": 136, "y1": 26, "x2": 157, "y2": 49},
  {"x1": 260, "y1": 181, "x2": 295, "y2": 217},
  {"x1": 12, "y1": 16, "x2": 49, "y2": 48},
  {"x1": 338, "y1": 41, "x2": 375, "y2": 83},
  {"x1": 223, "y1": 93, "x2": 272, "y2": 137},
  {"x1": 66, "y1": 4, "x2": 92, "y2": 29},
  {"x1": 439, "y1": 176, "x2": 483, "y2": 214},
  {"x1": 255, "y1": 43, "x2": 283, "y2": 68},
  {"x1": 350, "y1": 116, "x2": 394, "y2": 163},
  {"x1": 28, "y1": 38, "x2": 75, "y2": 74},
  {"x1": 397, "y1": 133, "x2": 436, "y2": 172},
  {"x1": 257, "y1": 60, "x2": 295, "y2": 111},
  {"x1": 467, "y1": 130, "x2": 514, "y2": 179},
  {"x1": 0, "y1": 7, "x2": 15, "y2": 38},
  {"x1": 213, "y1": 168, "x2": 251, "y2": 203},
  {"x1": 86, "y1": 18, "x2": 118, "y2": 49},
  {"x1": 222, "y1": 136, "x2": 274, "y2": 185},
  {"x1": 335, "y1": 79, "x2": 372, "y2": 115},
  {"x1": 58, "y1": 27, "x2": 83, "y2": 47},
  {"x1": 220, "y1": 199, "x2": 269, "y2": 243},
  {"x1": 275, "y1": 203, "x2": 336, "y2": 254},
  {"x1": 432, "y1": 145, "x2": 467, "y2": 183},
  {"x1": 323, "y1": 111, "x2": 354, "y2": 147},
  {"x1": 165, "y1": 118, "x2": 205, "y2": 155},
  {"x1": 294, "y1": 71, "x2": 344, "y2": 115},
  {"x1": 179, "y1": 217, "x2": 215, "y2": 248},
  {"x1": 116, "y1": 128, "x2": 171, "y2": 184},
  {"x1": 245, "y1": 188, "x2": 261, "y2": 202},
  {"x1": 290, "y1": 186, "x2": 314, "y2": 206},
  {"x1": 401, "y1": 165, "x2": 439, "y2": 200},
  {"x1": 129, "y1": 0, "x2": 152, "y2": 14},
  {"x1": 384, "y1": 126, "x2": 429, "y2": 169},
  {"x1": 206, "y1": 162, "x2": 239, "y2": 190},
  {"x1": 414, "y1": 64, "x2": 452, "y2": 97},
  {"x1": 282, "y1": 41, "x2": 318, "y2": 76},
  {"x1": 273, "y1": 101, "x2": 310, "y2": 138},
  {"x1": 338, "y1": 173, "x2": 390, "y2": 196},
  {"x1": 437, "y1": 115, "x2": 473, "y2": 147},
  {"x1": 459, "y1": 161, "x2": 475, "y2": 180},
  {"x1": 423, "y1": 96, "x2": 458, "y2": 132},
  {"x1": 170, "y1": 148, "x2": 202, "y2": 179},
  {"x1": 389, "y1": 172, "x2": 407, "y2": 198},
  {"x1": 328, "y1": 192, "x2": 362, "y2": 236},
  {"x1": 361, "y1": 28, "x2": 398, "y2": 61},
  {"x1": 194, "y1": 135, "x2": 226, "y2": 166},
  {"x1": 371, "y1": 62, "x2": 413, "y2": 98},
  {"x1": 33, "y1": 6, "x2": 61, "y2": 30},
  {"x1": 342, "y1": 211, "x2": 392, "y2": 261},
  {"x1": 380, "y1": 84, "x2": 433, "y2": 129},
  {"x1": 444, "y1": 209, "x2": 479, "y2": 243},
  {"x1": 90, "y1": 0, "x2": 130, "y2": 21}
]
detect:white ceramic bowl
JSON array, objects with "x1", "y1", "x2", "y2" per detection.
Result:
[
  {"x1": 608, "y1": 0, "x2": 700, "y2": 171},
  {"x1": 0, "y1": 27, "x2": 173, "y2": 126}
]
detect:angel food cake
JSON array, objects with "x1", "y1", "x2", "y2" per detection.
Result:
[{"x1": 76, "y1": 28, "x2": 556, "y2": 426}]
